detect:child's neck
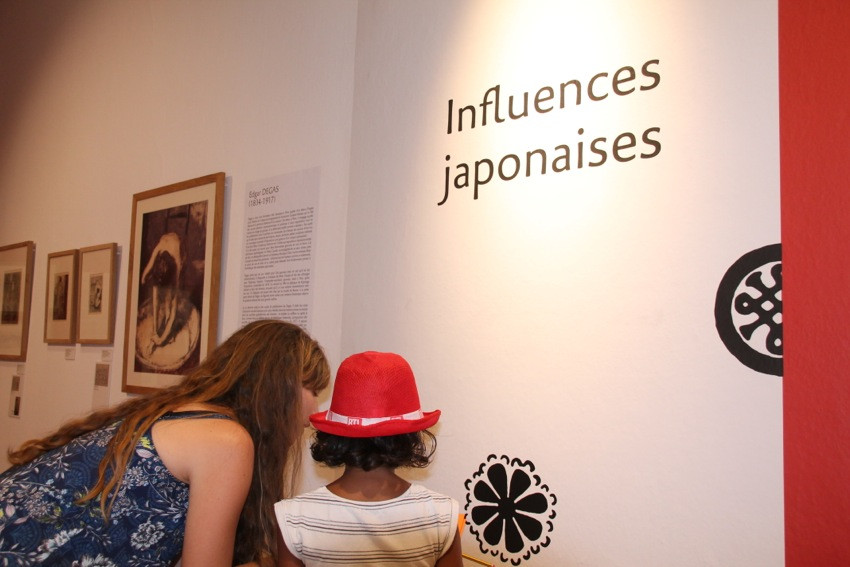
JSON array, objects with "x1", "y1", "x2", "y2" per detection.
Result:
[{"x1": 327, "y1": 466, "x2": 411, "y2": 502}]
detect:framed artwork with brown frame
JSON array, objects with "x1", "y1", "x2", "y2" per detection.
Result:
[
  {"x1": 0, "y1": 241, "x2": 35, "y2": 361},
  {"x1": 44, "y1": 249, "x2": 79, "y2": 345},
  {"x1": 77, "y1": 243, "x2": 118, "y2": 345},
  {"x1": 122, "y1": 172, "x2": 224, "y2": 394}
]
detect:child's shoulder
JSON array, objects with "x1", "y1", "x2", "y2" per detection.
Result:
[
  {"x1": 275, "y1": 485, "x2": 332, "y2": 509},
  {"x1": 408, "y1": 483, "x2": 452, "y2": 498},
  {"x1": 406, "y1": 484, "x2": 460, "y2": 509}
]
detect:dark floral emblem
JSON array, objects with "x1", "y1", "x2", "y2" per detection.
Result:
[{"x1": 464, "y1": 455, "x2": 556, "y2": 565}]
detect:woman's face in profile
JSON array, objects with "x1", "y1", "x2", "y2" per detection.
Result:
[{"x1": 300, "y1": 386, "x2": 320, "y2": 428}]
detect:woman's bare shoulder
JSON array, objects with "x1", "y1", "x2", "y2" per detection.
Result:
[{"x1": 153, "y1": 408, "x2": 254, "y2": 482}]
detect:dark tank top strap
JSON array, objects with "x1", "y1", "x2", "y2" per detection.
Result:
[{"x1": 158, "y1": 410, "x2": 234, "y2": 422}]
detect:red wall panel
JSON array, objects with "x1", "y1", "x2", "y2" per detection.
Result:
[{"x1": 780, "y1": 0, "x2": 850, "y2": 564}]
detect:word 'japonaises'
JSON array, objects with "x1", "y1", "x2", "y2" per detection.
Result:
[{"x1": 439, "y1": 59, "x2": 662, "y2": 206}]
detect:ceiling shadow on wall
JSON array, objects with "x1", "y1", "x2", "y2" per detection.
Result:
[{"x1": 0, "y1": 2, "x2": 81, "y2": 182}]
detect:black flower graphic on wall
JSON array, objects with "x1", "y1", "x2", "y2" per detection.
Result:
[{"x1": 464, "y1": 455, "x2": 557, "y2": 565}]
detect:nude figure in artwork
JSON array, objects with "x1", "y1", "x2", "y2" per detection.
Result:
[{"x1": 140, "y1": 232, "x2": 184, "y2": 357}]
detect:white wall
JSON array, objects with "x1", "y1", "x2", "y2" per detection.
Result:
[
  {"x1": 1, "y1": 1, "x2": 783, "y2": 565},
  {"x1": 0, "y1": 0, "x2": 356, "y2": 474},
  {"x1": 343, "y1": 1, "x2": 782, "y2": 565}
]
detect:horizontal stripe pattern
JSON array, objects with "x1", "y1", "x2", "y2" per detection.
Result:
[{"x1": 276, "y1": 484, "x2": 459, "y2": 566}]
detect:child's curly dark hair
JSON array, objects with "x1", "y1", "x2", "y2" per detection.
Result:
[{"x1": 310, "y1": 430, "x2": 437, "y2": 471}]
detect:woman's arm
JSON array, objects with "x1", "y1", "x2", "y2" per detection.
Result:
[
  {"x1": 155, "y1": 416, "x2": 255, "y2": 567},
  {"x1": 140, "y1": 249, "x2": 159, "y2": 284}
]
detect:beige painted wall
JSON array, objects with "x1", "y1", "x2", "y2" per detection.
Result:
[
  {"x1": 1, "y1": 1, "x2": 783, "y2": 565},
  {"x1": 342, "y1": 1, "x2": 782, "y2": 565},
  {"x1": 0, "y1": 1, "x2": 356, "y2": 485}
]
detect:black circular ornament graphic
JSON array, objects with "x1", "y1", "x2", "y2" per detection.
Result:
[
  {"x1": 714, "y1": 243, "x2": 782, "y2": 376},
  {"x1": 464, "y1": 455, "x2": 557, "y2": 565}
]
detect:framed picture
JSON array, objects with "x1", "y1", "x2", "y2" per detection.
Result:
[
  {"x1": 122, "y1": 172, "x2": 224, "y2": 394},
  {"x1": 0, "y1": 241, "x2": 35, "y2": 361},
  {"x1": 44, "y1": 249, "x2": 79, "y2": 344},
  {"x1": 77, "y1": 243, "x2": 118, "y2": 344}
]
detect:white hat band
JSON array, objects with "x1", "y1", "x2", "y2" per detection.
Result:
[{"x1": 325, "y1": 408, "x2": 424, "y2": 427}]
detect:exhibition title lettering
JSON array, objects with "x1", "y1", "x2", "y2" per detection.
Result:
[{"x1": 440, "y1": 58, "x2": 661, "y2": 206}]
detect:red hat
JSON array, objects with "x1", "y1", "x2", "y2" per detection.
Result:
[{"x1": 310, "y1": 351, "x2": 441, "y2": 438}]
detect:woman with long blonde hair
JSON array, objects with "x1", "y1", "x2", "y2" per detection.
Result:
[{"x1": 0, "y1": 319, "x2": 330, "y2": 567}]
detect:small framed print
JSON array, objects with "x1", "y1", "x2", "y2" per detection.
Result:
[
  {"x1": 44, "y1": 249, "x2": 79, "y2": 345},
  {"x1": 123, "y1": 172, "x2": 224, "y2": 394},
  {"x1": 8, "y1": 374, "x2": 22, "y2": 418},
  {"x1": 77, "y1": 243, "x2": 118, "y2": 344},
  {"x1": 0, "y1": 241, "x2": 35, "y2": 361}
]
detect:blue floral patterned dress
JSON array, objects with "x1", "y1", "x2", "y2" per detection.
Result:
[{"x1": 0, "y1": 411, "x2": 231, "y2": 566}]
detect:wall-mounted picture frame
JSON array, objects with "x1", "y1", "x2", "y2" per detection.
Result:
[
  {"x1": 0, "y1": 241, "x2": 35, "y2": 362},
  {"x1": 44, "y1": 249, "x2": 79, "y2": 345},
  {"x1": 122, "y1": 172, "x2": 224, "y2": 394},
  {"x1": 77, "y1": 243, "x2": 118, "y2": 345}
]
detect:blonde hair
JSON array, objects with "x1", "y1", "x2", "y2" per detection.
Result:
[{"x1": 8, "y1": 319, "x2": 330, "y2": 566}]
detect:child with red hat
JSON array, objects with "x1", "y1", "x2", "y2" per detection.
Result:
[{"x1": 274, "y1": 351, "x2": 463, "y2": 566}]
